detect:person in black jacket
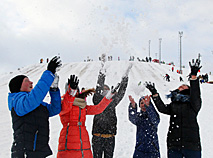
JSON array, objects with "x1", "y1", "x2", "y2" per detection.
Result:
[
  {"x1": 91, "y1": 65, "x2": 131, "y2": 158},
  {"x1": 8, "y1": 56, "x2": 62, "y2": 158},
  {"x1": 145, "y1": 58, "x2": 202, "y2": 158}
]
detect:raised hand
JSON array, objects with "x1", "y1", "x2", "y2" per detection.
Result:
[
  {"x1": 68, "y1": 75, "x2": 79, "y2": 89},
  {"x1": 128, "y1": 95, "x2": 136, "y2": 108},
  {"x1": 144, "y1": 82, "x2": 158, "y2": 95},
  {"x1": 189, "y1": 58, "x2": 202, "y2": 76},
  {"x1": 105, "y1": 83, "x2": 120, "y2": 100},
  {"x1": 111, "y1": 83, "x2": 121, "y2": 94},
  {"x1": 47, "y1": 56, "x2": 62, "y2": 74}
]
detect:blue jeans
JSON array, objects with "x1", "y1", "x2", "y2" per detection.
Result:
[{"x1": 168, "y1": 149, "x2": 201, "y2": 158}]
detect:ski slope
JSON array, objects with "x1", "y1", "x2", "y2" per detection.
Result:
[{"x1": 0, "y1": 60, "x2": 212, "y2": 158}]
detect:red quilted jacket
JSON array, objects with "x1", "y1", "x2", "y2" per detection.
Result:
[{"x1": 57, "y1": 91, "x2": 112, "y2": 158}]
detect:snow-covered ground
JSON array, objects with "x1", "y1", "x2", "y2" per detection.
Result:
[{"x1": 0, "y1": 60, "x2": 212, "y2": 158}]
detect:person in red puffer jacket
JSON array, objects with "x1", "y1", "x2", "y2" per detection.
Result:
[{"x1": 57, "y1": 75, "x2": 119, "y2": 158}]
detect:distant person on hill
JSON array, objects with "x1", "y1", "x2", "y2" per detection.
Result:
[
  {"x1": 180, "y1": 76, "x2": 184, "y2": 82},
  {"x1": 57, "y1": 75, "x2": 118, "y2": 158},
  {"x1": 91, "y1": 64, "x2": 131, "y2": 158},
  {"x1": 145, "y1": 58, "x2": 202, "y2": 158},
  {"x1": 164, "y1": 74, "x2": 170, "y2": 82},
  {"x1": 172, "y1": 67, "x2": 174, "y2": 72},
  {"x1": 8, "y1": 56, "x2": 62, "y2": 158},
  {"x1": 128, "y1": 95, "x2": 160, "y2": 158}
]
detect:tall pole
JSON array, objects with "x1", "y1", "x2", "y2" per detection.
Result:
[
  {"x1": 159, "y1": 38, "x2": 162, "y2": 64},
  {"x1": 179, "y1": 31, "x2": 183, "y2": 74},
  {"x1": 149, "y1": 40, "x2": 151, "y2": 57}
]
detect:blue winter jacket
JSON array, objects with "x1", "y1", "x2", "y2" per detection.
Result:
[
  {"x1": 129, "y1": 102, "x2": 160, "y2": 158},
  {"x1": 8, "y1": 70, "x2": 61, "y2": 117}
]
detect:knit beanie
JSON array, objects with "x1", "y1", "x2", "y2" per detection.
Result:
[
  {"x1": 9, "y1": 75, "x2": 27, "y2": 93},
  {"x1": 139, "y1": 96, "x2": 145, "y2": 107},
  {"x1": 179, "y1": 88, "x2": 190, "y2": 95},
  {"x1": 104, "y1": 84, "x2": 110, "y2": 90}
]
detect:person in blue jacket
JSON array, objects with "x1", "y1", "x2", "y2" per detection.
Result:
[
  {"x1": 128, "y1": 95, "x2": 160, "y2": 158},
  {"x1": 8, "y1": 56, "x2": 62, "y2": 158}
]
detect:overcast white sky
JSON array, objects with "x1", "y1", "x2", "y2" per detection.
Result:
[{"x1": 1, "y1": 0, "x2": 213, "y2": 74}]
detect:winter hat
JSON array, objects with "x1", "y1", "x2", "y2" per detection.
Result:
[
  {"x1": 139, "y1": 96, "x2": 145, "y2": 107},
  {"x1": 179, "y1": 88, "x2": 190, "y2": 95},
  {"x1": 9, "y1": 75, "x2": 27, "y2": 93},
  {"x1": 104, "y1": 84, "x2": 110, "y2": 90},
  {"x1": 102, "y1": 84, "x2": 110, "y2": 96}
]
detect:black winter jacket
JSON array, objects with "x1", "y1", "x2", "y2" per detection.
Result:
[
  {"x1": 11, "y1": 105, "x2": 52, "y2": 158},
  {"x1": 152, "y1": 78, "x2": 202, "y2": 151},
  {"x1": 92, "y1": 72, "x2": 128, "y2": 135}
]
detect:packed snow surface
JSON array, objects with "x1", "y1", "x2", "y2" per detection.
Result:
[{"x1": 0, "y1": 61, "x2": 212, "y2": 157}]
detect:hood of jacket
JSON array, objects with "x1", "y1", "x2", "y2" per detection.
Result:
[{"x1": 8, "y1": 92, "x2": 28, "y2": 111}]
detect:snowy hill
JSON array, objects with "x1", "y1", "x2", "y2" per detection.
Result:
[{"x1": 0, "y1": 61, "x2": 212, "y2": 158}]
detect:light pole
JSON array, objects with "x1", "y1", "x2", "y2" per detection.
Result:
[
  {"x1": 159, "y1": 38, "x2": 162, "y2": 64},
  {"x1": 179, "y1": 31, "x2": 183, "y2": 74}
]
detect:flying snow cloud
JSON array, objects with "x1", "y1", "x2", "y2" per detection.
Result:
[{"x1": 0, "y1": 0, "x2": 213, "y2": 74}]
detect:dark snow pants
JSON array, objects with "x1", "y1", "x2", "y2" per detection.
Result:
[
  {"x1": 92, "y1": 135, "x2": 115, "y2": 158},
  {"x1": 168, "y1": 149, "x2": 201, "y2": 158}
]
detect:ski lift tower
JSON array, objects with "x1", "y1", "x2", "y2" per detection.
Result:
[{"x1": 179, "y1": 31, "x2": 183, "y2": 74}]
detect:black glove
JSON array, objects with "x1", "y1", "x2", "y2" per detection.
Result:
[
  {"x1": 47, "y1": 56, "x2": 62, "y2": 74},
  {"x1": 111, "y1": 83, "x2": 121, "y2": 94},
  {"x1": 145, "y1": 82, "x2": 158, "y2": 95},
  {"x1": 189, "y1": 58, "x2": 202, "y2": 76},
  {"x1": 68, "y1": 75, "x2": 79, "y2": 89}
]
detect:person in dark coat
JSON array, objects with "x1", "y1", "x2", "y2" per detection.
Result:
[
  {"x1": 164, "y1": 74, "x2": 170, "y2": 82},
  {"x1": 91, "y1": 65, "x2": 131, "y2": 158},
  {"x1": 145, "y1": 58, "x2": 202, "y2": 158},
  {"x1": 180, "y1": 76, "x2": 184, "y2": 82},
  {"x1": 8, "y1": 56, "x2": 62, "y2": 158},
  {"x1": 128, "y1": 95, "x2": 160, "y2": 158}
]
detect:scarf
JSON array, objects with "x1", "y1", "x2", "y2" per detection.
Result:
[
  {"x1": 73, "y1": 97, "x2": 87, "y2": 109},
  {"x1": 166, "y1": 89, "x2": 190, "y2": 102}
]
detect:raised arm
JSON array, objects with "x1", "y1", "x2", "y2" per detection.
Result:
[
  {"x1": 145, "y1": 81, "x2": 171, "y2": 115},
  {"x1": 113, "y1": 76, "x2": 128, "y2": 103},
  {"x1": 87, "y1": 86, "x2": 118, "y2": 115},
  {"x1": 107, "y1": 76, "x2": 129, "y2": 110},
  {"x1": 189, "y1": 58, "x2": 202, "y2": 113},
  {"x1": 128, "y1": 95, "x2": 139, "y2": 125},
  {"x1": 128, "y1": 103, "x2": 139, "y2": 125},
  {"x1": 190, "y1": 78, "x2": 201, "y2": 113},
  {"x1": 93, "y1": 71, "x2": 106, "y2": 105}
]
